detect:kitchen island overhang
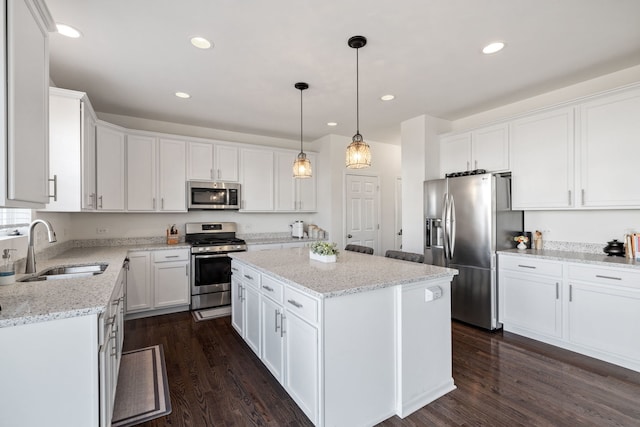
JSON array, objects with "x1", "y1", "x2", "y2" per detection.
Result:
[{"x1": 229, "y1": 248, "x2": 458, "y2": 426}]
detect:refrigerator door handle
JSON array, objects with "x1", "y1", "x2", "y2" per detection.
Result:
[
  {"x1": 449, "y1": 194, "x2": 456, "y2": 258},
  {"x1": 442, "y1": 193, "x2": 449, "y2": 259}
]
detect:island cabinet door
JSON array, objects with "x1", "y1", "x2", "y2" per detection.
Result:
[
  {"x1": 283, "y1": 311, "x2": 319, "y2": 425},
  {"x1": 261, "y1": 297, "x2": 284, "y2": 383},
  {"x1": 243, "y1": 284, "x2": 261, "y2": 356},
  {"x1": 231, "y1": 276, "x2": 244, "y2": 334}
]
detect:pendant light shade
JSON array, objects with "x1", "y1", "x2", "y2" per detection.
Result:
[
  {"x1": 346, "y1": 35, "x2": 371, "y2": 169},
  {"x1": 293, "y1": 82, "x2": 312, "y2": 178}
]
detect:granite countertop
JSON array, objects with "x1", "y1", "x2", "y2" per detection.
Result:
[
  {"x1": 243, "y1": 236, "x2": 322, "y2": 245},
  {"x1": 229, "y1": 247, "x2": 458, "y2": 299},
  {"x1": 0, "y1": 243, "x2": 190, "y2": 328},
  {"x1": 499, "y1": 248, "x2": 640, "y2": 270}
]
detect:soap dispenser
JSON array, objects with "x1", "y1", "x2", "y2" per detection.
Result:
[{"x1": 0, "y1": 248, "x2": 17, "y2": 285}]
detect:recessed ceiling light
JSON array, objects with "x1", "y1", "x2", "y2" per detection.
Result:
[
  {"x1": 327, "y1": 122, "x2": 338, "y2": 127},
  {"x1": 175, "y1": 92, "x2": 191, "y2": 99},
  {"x1": 380, "y1": 94, "x2": 395, "y2": 101},
  {"x1": 190, "y1": 36, "x2": 212, "y2": 49},
  {"x1": 482, "y1": 41, "x2": 505, "y2": 54},
  {"x1": 56, "y1": 23, "x2": 81, "y2": 38}
]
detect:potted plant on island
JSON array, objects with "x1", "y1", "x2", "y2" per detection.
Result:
[{"x1": 309, "y1": 241, "x2": 339, "y2": 263}]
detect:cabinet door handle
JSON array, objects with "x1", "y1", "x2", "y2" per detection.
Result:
[
  {"x1": 153, "y1": 198, "x2": 156, "y2": 210},
  {"x1": 244, "y1": 274, "x2": 253, "y2": 280},
  {"x1": 99, "y1": 195, "x2": 103, "y2": 209},
  {"x1": 569, "y1": 284, "x2": 572, "y2": 302},
  {"x1": 474, "y1": 160, "x2": 478, "y2": 169},
  {"x1": 217, "y1": 169, "x2": 221, "y2": 180},
  {"x1": 274, "y1": 309, "x2": 280, "y2": 332},
  {"x1": 595, "y1": 274, "x2": 622, "y2": 281},
  {"x1": 556, "y1": 282, "x2": 559, "y2": 300},
  {"x1": 517, "y1": 264, "x2": 536, "y2": 269},
  {"x1": 568, "y1": 190, "x2": 571, "y2": 205},
  {"x1": 161, "y1": 198, "x2": 165, "y2": 209},
  {"x1": 185, "y1": 264, "x2": 189, "y2": 276},
  {"x1": 263, "y1": 285, "x2": 274, "y2": 292},
  {"x1": 48, "y1": 175, "x2": 58, "y2": 201},
  {"x1": 237, "y1": 284, "x2": 243, "y2": 300},
  {"x1": 466, "y1": 160, "x2": 470, "y2": 171},
  {"x1": 210, "y1": 169, "x2": 214, "y2": 180},
  {"x1": 287, "y1": 299, "x2": 303, "y2": 309},
  {"x1": 581, "y1": 189, "x2": 585, "y2": 206}
]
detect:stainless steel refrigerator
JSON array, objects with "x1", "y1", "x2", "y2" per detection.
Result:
[{"x1": 424, "y1": 173, "x2": 523, "y2": 330}]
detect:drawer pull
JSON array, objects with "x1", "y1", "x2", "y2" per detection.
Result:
[
  {"x1": 287, "y1": 299, "x2": 303, "y2": 309},
  {"x1": 244, "y1": 274, "x2": 254, "y2": 280},
  {"x1": 263, "y1": 285, "x2": 274, "y2": 292},
  {"x1": 595, "y1": 274, "x2": 622, "y2": 281},
  {"x1": 165, "y1": 255, "x2": 180, "y2": 258},
  {"x1": 231, "y1": 267, "x2": 239, "y2": 272},
  {"x1": 517, "y1": 264, "x2": 537, "y2": 269}
]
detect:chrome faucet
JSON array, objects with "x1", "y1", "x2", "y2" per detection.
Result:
[{"x1": 25, "y1": 219, "x2": 57, "y2": 274}]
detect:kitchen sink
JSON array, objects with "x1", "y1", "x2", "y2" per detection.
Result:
[{"x1": 18, "y1": 263, "x2": 109, "y2": 282}]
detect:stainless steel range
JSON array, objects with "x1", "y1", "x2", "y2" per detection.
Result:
[{"x1": 186, "y1": 222, "x2": 247, "y2": 312}]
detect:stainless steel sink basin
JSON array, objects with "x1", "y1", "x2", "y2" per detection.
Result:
[{"x1": 18, "y1": 263, "x2": 108, "y2": 282}]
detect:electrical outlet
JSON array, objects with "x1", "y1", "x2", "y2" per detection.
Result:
[{"x1": 96, "y1": 227, "x2": 108, "y2": 235}]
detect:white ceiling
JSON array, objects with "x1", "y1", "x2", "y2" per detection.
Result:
[{"x1": 46, "y1": 0, "x2": 640, "y2": 145}]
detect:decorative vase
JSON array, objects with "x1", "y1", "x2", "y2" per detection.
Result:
[
  {"x1": 517, "y1": 241, "x2": 527, "y2": 250},
  {"x1": 309, "y1": 250, "x2": 337, "y2": 263}
]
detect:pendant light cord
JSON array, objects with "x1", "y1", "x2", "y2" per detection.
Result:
[
  {"x1": 356, "y1": 47, "x2": 360, "y2": 135},
  {"x1": 300, "y1": 87, "x2": 303, "y2": 152}
]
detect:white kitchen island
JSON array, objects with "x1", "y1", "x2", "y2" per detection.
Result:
[{"x1": 229, "y1": 248, "x2": 458, "y2": 427}]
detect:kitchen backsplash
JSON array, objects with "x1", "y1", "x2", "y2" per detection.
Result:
[{"x1": 542, "y1": 240, "x2": 605, "y2": 254}]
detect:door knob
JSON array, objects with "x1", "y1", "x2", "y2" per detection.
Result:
[{"x1": 347, "y1": 234, "x2": 352, "y2": 238}]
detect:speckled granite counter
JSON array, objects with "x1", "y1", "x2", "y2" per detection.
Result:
[
  {"x1": 243, "y1": 236, "x2": 322, "y2": 245},
  {"x1": 499, "y1": 249, "x2": 640, "y2": 270},
  {"x1": 229, "y1": 247, "x2": 457, "y2": 298},
  {"x1": 0, "y1": 243, "x2": 190, "y2": 328}
]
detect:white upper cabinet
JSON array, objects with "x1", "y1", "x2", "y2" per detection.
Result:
[
  {"x1": 440, "y1": 123, "x2": 509, "y2": 176},
  {"x1": 275, "y1": 151, "x2": 317, "y2": 212},
  {"x1": 510, "y1": 106, "x2": 575, "y2": 209},
  {"x1": 240, "y1": 147, "x2": 274, "y2": 211},
  {"x1": 187, "y1": 141, "x2": 239, "y2": 182},
  {"x1": 440, "y1": 133, "x2": 471, "y2": 176},
  {"x1": 578, "y1": 87, "x2": 640, "y2": 208},
  {"x1": 0, "y1": 0, "x2": 55, "y2": 208},
  {"x1": 158, "y1": 138, "x2": 187, "y2": 212},
  {"x1": 45, "y1": 88, "x2": 97, "y2": 212},
  {"x1": 126, "y1": 134, "x2": 157, "y2": 211},
  {"x1": 96, "y1": 124, "x2": 126, "y2": 211}
]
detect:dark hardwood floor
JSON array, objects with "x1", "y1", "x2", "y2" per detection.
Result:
[{"x1": 123, "y1": 312, "x2": 640, "y2": 427}]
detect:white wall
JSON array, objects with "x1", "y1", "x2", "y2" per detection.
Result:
[
  {"x1": 314, "y1": 134, "x2": 401, "y2": 255},
  {"x1": 399, "y1": 115, "x2": 449, "y2": 254}
]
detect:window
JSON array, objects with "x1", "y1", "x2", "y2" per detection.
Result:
[{"x1": 0, "y1": 208, "x2": 32, "y2": 229}]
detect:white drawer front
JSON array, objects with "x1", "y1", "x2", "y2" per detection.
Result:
[
  {"x1": 231, "y1": 261, "x2": 242, "y2": 276},
  {"x1": 153, "y1": 248, "x2": 189, "y2": 262},
  {"x1": 568, "y1": 264, "x2": 640, "y2": 288},
  {"x1": 261, "y1": 275, "x2": 284, "y2": 303},
  {"x1": 284, "y1": 286, "x2": 319, "y2": 325},
  {"x1": 242, "y1": 265, "x2": 261, "y2": 289},
  {"x1": 500, "y1": 255, "x2": 563, "y2": 277}
]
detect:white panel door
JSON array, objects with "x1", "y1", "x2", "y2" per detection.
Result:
[
  {"x1": 96, "y1": 125, "x2": 125, "y2": 211},
  {"x1": 158, "y1": 138, "x2": 187, "y2": 211},
  {"x1": 345, "y1": 174, "x2": 379, "y2": 253},
  {"x1": 440, "y1": 133, "x2": 471, "y2": 176},
  {"x1": 214, "y1": 144, "x2": 239, "y2": 182},
  {"x1": 187, "y1": 141, "x2": 214, "y2": 180},
  {"x1": 261, "y1": 297, "x2": 284, "y2": 383},
  {"x1": 153, "y1": 261, "x2": 190, "y2": 308},
  {"x1": 125, "y1": 252, "x2": 152, "y2": 313}
]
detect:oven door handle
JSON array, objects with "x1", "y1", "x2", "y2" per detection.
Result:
[{"x1": 193, "y1": 253, "x2": 230, "y2": 259}]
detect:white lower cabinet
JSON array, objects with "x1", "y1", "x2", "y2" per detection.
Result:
[
  {"x1": 283, "y1": 310, "x2": 319, "y2": 422},
  {"x1": 499, "y1": 256, "x2": 563, "y2": 339},
  {"x1": 231, "y1": 264, "x2": 261, "y2": 356},
  {"x1": 126, "y1": 248, "x2": 190, "y2": 317},
  {"x1": 0, "y1": 264, "x2": 126, "y2": 427},
  {"x1": 499, "y1": 253, "x2": 640, "y2": 372},
  {"x1": 567, "y1": 265, "x2": 640, "y2": 363},
  {"x1": 261, "y1": 296, "x2": 284, "y2": 382}
]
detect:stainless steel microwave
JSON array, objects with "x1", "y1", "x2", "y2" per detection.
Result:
[{"x1": 187, "y1": 181, "x2": 240, "y2": 210}]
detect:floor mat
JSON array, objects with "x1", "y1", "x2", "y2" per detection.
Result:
[
  {"x1": 192, "y1": 306, "x2": 231, "y2": 322},
  {"x1": 112, "y1": 345, "x2": 171, "y2": 427}
]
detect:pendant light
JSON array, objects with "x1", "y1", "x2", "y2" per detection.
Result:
[
  {"x1": 346, "y1": 35, "x2": 371, "y2": 169},
  {"x1": 293, "y1": 82, "x2": 312, "y2": 178}
]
